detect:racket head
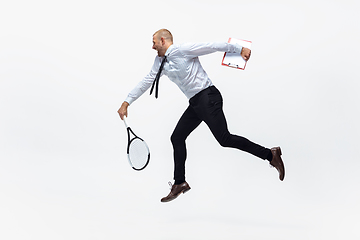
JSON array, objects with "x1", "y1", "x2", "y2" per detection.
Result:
[{"x1": 127, "y1": 137, "x2": 150, "y2": 171}]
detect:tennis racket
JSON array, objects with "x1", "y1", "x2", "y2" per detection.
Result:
[{"x1": 123, "y1": 117, "x2": 150, "y2": 171}]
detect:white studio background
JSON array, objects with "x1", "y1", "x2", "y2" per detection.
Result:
[{"x1": 1, "y1": 0, "x2": 359, "y2": 239}]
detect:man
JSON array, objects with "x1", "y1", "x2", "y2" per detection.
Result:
[{"x1": 118, "y1": 29, "x2": 285, "y2": 203}]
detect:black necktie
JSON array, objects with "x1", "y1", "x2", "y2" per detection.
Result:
[{"x1": 150, "y1": 56, "x2": 167, "y2": 98}]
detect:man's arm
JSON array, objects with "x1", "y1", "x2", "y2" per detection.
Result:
[
  {"x1": 117, "y1": 56, "x2": 162, "y2": 119},
  {"x1": 179, "y1": 42, "x2": 247, "y2": 58}
]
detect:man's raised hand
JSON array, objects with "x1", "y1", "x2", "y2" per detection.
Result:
[{"x1": 241, "y1": 47, "x2": 251, "y2": 61}]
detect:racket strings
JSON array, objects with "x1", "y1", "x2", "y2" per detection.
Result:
[{"x1": 128, "y1": 138, "x2": 149, "y2": 170}]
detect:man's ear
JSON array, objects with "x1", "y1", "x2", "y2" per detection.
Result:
[{"x1": 161, "y1": 37, "x2": 166, "y2": 45}]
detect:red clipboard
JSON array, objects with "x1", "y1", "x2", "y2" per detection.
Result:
[{"x1": 221, "y1": 38, "x2": 252, "y2": 70}]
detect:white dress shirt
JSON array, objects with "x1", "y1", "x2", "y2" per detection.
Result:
[{"x1": 125, "y1": 42, "x2": 243, "y2": 105}]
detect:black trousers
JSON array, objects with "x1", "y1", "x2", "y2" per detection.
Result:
[{"x1": 170, "y1": 86, "x2": 271, "y2": 182}]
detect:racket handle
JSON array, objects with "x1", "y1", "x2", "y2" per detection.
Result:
[{"x1": 123, "y1": 116, "x2": 129, "y2": 128}]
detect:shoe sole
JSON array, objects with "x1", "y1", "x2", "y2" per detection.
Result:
[
  {"x1": 277, "y1": 147, "x2": 284, "y2": 181},
  {"x1": 182, "y1": 187, "x2": 191, "y2": 194}
]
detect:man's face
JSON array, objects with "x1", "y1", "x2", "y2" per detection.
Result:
[{"x1": 152, "y1": 35, "x2": 166, "y2": 57}]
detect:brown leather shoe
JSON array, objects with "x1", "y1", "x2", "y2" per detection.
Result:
[
  {"x1": 161, "y1": 181, "x2": 191, "y2": 203},
  {"x1": 270, "y1": 147, "x2": 285, "y2": 181}
]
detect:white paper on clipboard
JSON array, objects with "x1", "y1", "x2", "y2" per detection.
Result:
[{"x1": 222, "y1": 38, "x2": 252, "y2": 70}]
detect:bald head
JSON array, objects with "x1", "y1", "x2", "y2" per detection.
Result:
[
  {"x1": 152, "y1": 29, "x2": 173, "y2": 57},
  {"x1": 153, "y1": 29, "x2": 173, "y2": 43}
]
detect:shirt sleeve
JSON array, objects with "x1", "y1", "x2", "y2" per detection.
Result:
[
  {"x1": 124, "y1": 56, "x2": 161, "y2": 105},
  {"x1": 179, "y1": 42, "x2": 243, "y2": 58}
]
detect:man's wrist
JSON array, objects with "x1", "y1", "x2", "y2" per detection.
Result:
[{"x1": 122, "y1": 101, "x2": 130, "y2": 107}]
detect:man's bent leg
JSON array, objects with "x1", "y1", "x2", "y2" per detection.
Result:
[
  {"x1": 198, "y1": 86, "x2": 271, "y2": 160},
  {"x1": 208, "y1": 110, "x2": 270, "y2": 159}
]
